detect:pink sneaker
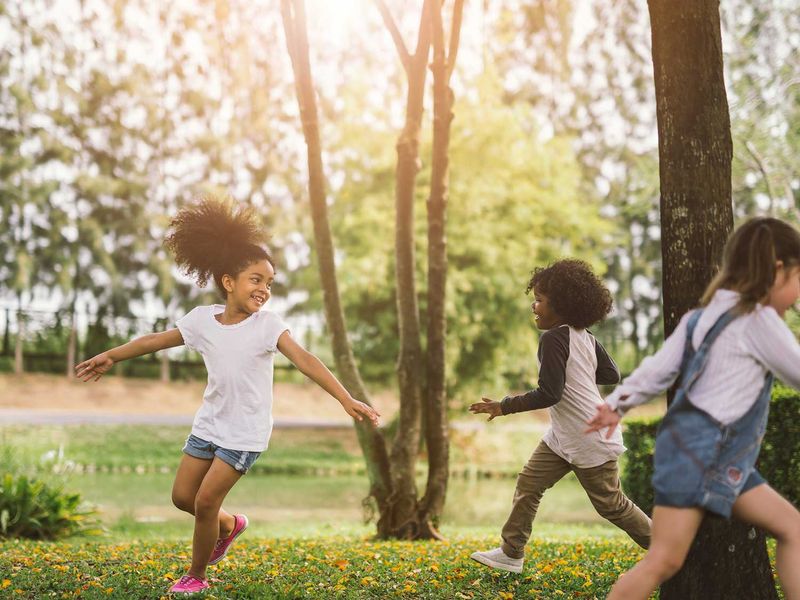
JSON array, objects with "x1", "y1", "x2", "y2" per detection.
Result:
[
  {"x1": 168, "y1": 574, "x2": 209, "y2": 594},
  {"x1": 208, "y1": 514, "x2": 249, "y2": 565}
]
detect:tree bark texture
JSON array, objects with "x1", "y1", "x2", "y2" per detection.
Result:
[
  {"x1": 418, "y1": 0, "x2": 463, "y2": 535},
  {"x1": 377, "y1": 0, "x2": 432, "y2": 539},
  {"x1": 661, "y1": 518, "x2": 778, "y2": 600},
  {"x1": 649, "y1": 0, "x2": 734, "y2": 336},
  {"x1": 648, "y1": 0, "x2": 777, "y2": 597},
  {"x1": 280, "y1": 0, "x2": 393, "y2": 535}
]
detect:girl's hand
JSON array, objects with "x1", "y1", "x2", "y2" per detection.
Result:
[
  {"x1": 343, "y1": 398, "x2": 380, "y2": 427},
  {"x1": 75, "y1": 352, "x2": 114, "y2": 382},
  {"x1": 469, "y1": 397, "x2": 503, "y2": 421},
  {"x1": 585, "y1": 403, "x2": 622, "y2": 439}
]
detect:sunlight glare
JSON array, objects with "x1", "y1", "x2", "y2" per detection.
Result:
[{"x1": 306, "y1": 0, "x2": 366, "y2": 46}]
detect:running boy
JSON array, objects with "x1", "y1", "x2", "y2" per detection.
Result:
[{"x1": 469, "y1": 258, "x2": 651, "y2": 573}]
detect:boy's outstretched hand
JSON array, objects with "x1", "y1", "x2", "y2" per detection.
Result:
[
  {"x1": 469, "y1": 397, "x2": 503, "y2": 421},
  {"x1": 75, "y1": 352, "x2": 114, "y2": 382},
  {"x1": 585, "y1": 403, "x2": 621, "y2": 439}
]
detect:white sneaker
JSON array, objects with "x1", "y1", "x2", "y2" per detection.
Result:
[{"x1": 470, "y1": 547, "x2": 523, "y2": 573}]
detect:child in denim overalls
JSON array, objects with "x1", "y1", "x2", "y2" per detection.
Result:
[
  {"x1": 587, "y1": 217, "x2": 800, "y2": 600},
  {"x1": 75, "y1": 197, "x2": 379, "y2": 595}
]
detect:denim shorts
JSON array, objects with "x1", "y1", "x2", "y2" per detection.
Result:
[
  {"x1": 182, "y1": 434, "x2": 261, "y2": 474},
  {"x1": 652, "y1": 412, "x2": 766, "y2": 518}
]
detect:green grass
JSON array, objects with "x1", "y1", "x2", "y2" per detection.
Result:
[
  {"x1": 0, "y1": 425, "x2": 366, "y2": 476},
  {"x1": 0, "y1": 532, "x2": 647, "y2": 599},
  {"x1": 0, "y1": 422, "x2": 554, "y2": 477}
]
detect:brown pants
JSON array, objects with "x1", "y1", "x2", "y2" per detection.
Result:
[{"x1": 501, "y1": 440, "x2": 652, "y2": 558}]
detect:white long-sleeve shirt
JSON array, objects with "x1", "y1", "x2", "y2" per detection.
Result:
[{"x1": 605, "y1": 289, "x2": 800, "y2": 424}]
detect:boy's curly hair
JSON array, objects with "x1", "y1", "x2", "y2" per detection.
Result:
[
  {"x1": 163, "y1": 195, "x2": 273, "y2": 296},
  {"x1": 525, "y1": 259, "x2": 612, "y2": 329}
]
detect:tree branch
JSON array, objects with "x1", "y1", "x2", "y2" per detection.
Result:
[
  {"x1": 743, "y1": 139, "x2": 777, "y2": 215},
  {"x1": 446, "y1": 0, "x2": 465, "y2": 81},
  {"x1": 373, "y1": 0, "x2": 411, "y2": 72}
]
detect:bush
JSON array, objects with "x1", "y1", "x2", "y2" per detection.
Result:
[
  {"x1": 758, "y1": 385, "x2": 800, "y2": 507},
  {"x1": 0, "y1": 470, "x2": 101, "y2": 540},
  {"x1": 620, "y1": 417, "x2": 660, "y2": 516},
  {"x1": 0, "y1": 445, "x2": 101, "y2": 540},
  {"x1": 622, "y1": 386, "x2": 800, "y2": 515}
]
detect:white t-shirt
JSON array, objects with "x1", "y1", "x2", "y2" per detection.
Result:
[{"x1": 176, "y1": 305, "x2": 290, "y2": 451}]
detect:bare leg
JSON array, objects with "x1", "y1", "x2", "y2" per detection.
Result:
[
  {"x1": 607, "y1": 506, "x2": 704, "y2": 600},
  {"x1": 171, "y1": 454, "x2": 236, "y2": 537},
  {"x1": 732, "y1": 484, "x2": 800, "y2": 600},
  {"x1": 188, "y1": 458, "x2": 243, "y2": 579}
]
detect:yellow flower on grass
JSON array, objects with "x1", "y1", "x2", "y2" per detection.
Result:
[
  {"x1": 2, "y1": 580, "x2": 10, "y2": 589},
  {"x1": 498, "y1": 592, "x2": 514, "y2": 599}
]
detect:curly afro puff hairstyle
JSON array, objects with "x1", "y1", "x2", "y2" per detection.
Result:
[
  {"x1": 525, "y1": 259, "x2": 613, "y2": 329},
  {"x1": 163, "y1": 195, "x2": 273, "y2": 297}
]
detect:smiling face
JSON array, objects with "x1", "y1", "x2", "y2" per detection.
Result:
[
  {"x1": 531, "y1": 290, "x2": 562, "y2": 330},
  {"x1": 222, "y1": 259, "x2": 275, "y2": 315}
]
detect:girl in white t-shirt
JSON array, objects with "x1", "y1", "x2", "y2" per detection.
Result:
[{"x1": 75, "y1": 196, "x2": 379, "y2": 596}]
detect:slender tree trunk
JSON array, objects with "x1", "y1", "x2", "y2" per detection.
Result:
[
  {"x1": 3, "y1": 309, "x2": 10, "y2": 356},
  {"x1": 418, "y1": 0, "x2": 464, "y2": 537},
  {"x1": 648, "y1": 1, "x2": 777, "y2": 597},
  {"x1": 280, "y1": 0, "x2": 394, "y2": 535},
  {"x1": 385, "y1": 0, "x2": 432, "y2": 539},
  {"x1": 14, "y1": 311, "x2": 24, "y2": 375},
  {"x1": 66, "y1": 310, "x2": 77, "y2": 378}
]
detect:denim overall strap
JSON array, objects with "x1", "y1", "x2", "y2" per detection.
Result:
[
  {"x1": 654, "y1": 307, "x2": 774, "y2": 515},
  {"x1": 669, "y1": 308, "x2": 739, "y2": 417}
]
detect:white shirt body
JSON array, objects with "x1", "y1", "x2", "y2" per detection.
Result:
[
  {"x1": 543, "y1": 326, "x2": 626, "y2": 468},
  {"x1": 176, "y1": 305, "x2": 290, "y2": 451}
]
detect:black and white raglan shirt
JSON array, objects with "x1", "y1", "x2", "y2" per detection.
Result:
[{"x1": 500, "y1": 325, "x2": 626, "y2": 468}]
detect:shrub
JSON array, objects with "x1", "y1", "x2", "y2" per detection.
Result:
[
  {"x1": 0, "y1": 472, "x2": 101, "y2": 540},
  {"x1": 622, "y1": 386, "x2": 800, "y2": 515},
  {"x1": 758, "y1": 385, "x2": 800, "y2": 507},
  {"x1": 620, "y1": 417, "x2": 660, "y2": 516}
]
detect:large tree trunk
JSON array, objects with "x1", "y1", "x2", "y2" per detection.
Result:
[
  {"x1": 280, "y1": 0, "x2": 394, "y2": 535},
  {"x1": 418, "y1": 0, "x2": 464, "y2": 537},
  {"x1": 648, "y1": 0, "x2": 778, "y2": 597}
]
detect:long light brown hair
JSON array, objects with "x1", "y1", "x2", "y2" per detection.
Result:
[{"x1": 701, "y1": 217, "x2": 800, "y2": 312}]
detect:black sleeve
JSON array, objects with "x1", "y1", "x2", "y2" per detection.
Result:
[
  {"x1": 594, "y1": 338, "x2": 621, "y2": 385},
  {"x1": 501, "y1": 327, "x2": 569, "y2": 415}
]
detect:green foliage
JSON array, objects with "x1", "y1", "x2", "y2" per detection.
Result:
[
  {"x1": 758, "y1": 386, "x2": 800, "y2": 508},
  {"x1": 622, "y1": 387, "x2": 800, "y2": 516},
  {"x1": 293, "y1": 69, "x2": 611, "y2": 394},
  {"x1": 620, "y1": 418, "x2": 660, "y2": 516},
  {"x1": 0, "y1": 470, "x2": 100, "y2": 540}
]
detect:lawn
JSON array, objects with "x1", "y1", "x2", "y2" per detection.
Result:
[
  {"x1": 0, "y1": 531, "x2": 647, "y2": 599},
  {"x1": 2, "y1": 421, "x2": 782, "y2": 599}
]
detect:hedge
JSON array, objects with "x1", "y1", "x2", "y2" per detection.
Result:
[{"x1": 622, "y1": 385, "x2": 800, "y2": 516}]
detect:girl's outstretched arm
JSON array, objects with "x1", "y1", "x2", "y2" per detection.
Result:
[
  {"x1": 277, "y1": 331, "x2": 380, "y2": 426},
  {"x1": 75, "y1": 328, "x2": 185, "y2": 382}
]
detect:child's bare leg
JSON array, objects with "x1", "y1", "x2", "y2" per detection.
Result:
[
  {"x1": 172, "y1": 454, "x2": 236, "y2": 537},
  {"x1": 188, "y1": 458, "x2": 243, "y2": 579},
  {"x1": 732, "y1": 484, "x2": 800, "y2": 600},
  {"x1": 607, "y1": 506, "x2": 703, "y2": 600}
]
